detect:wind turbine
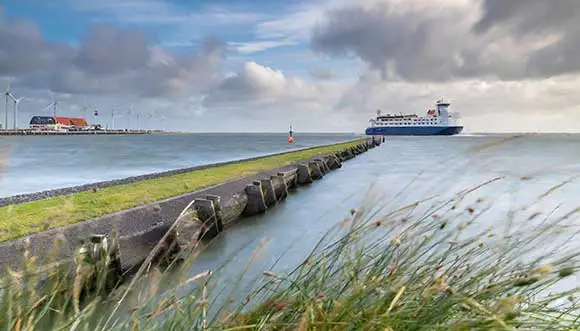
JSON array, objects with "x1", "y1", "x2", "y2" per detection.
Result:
[
  {"x1": 110, "y1": 107, "x2": 121, "y2": 130},
  {"x1": 146, "y1": 111, "x2": 154, "y2": 130},
  {"x1": 39, "y1": 102, "x2": 54, "y2": 116},
  {"x1": 4, "y1": 83, "x2": 16, "y2": 130},
  {"x1": 4, "y1": 87, "x2": 8, "y2": 130},
  {"x1": 82, "y1": 101, "x2": 89, "y2": 120},
  {"x1": 13, "y1": 97, "x2": 24, "y2": 129},
  {"x1": 46, "y1": 91, "x2": 58, "y2": 117},
  {"x1": 127, "y1": 104, "x2": 134, "y2": 130},
  {"x1": 6, "y1": 85, "x2": 22, "y2": 130},
  {"x1": 160, "y1": 114, "x2": 166, "y2": 131}
]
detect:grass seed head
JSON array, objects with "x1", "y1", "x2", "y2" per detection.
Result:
[{"x1": 558, "y1": 267, "x2": 574, "y2": 278}]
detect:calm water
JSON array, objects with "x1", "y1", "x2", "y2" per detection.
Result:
[
  {"x1": 0, "y1": 133, "x2": 360, "y2": 198},
  {"x1": 163, "y1": 133, "x2": 580, "y2": 307}
]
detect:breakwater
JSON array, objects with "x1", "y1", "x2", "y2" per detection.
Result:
[
  {"x1": 0, "y1": 129, "x2": 154, "y2": 136},
  {"x1": 0, "y1": 137, "x2": 358, "y2": 207},
  {"x1": 0, "y1": 137, "x2": 383, "y2": 280}
]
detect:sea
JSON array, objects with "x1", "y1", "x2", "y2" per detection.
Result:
[
  {"x1": 172, "y1": 133, "x2": 580, "y2": 304},
  {"x1": 3, "y1": 133, "x2": 580, "y2": 310},
  {"x1": 0, "y1": 133, "x2": 360, "y2": 198},
  {"x1": 2, "y1": 132, "x2": 580, "y2": 242}
]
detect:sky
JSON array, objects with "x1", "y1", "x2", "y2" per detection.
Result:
[{"x1": 1, "y1": 0, "x2": 580, "y2": 133}]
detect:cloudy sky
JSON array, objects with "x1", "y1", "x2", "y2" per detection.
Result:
[{"x1": 1, "y1": 0, "x2": 579, "y2": 132}]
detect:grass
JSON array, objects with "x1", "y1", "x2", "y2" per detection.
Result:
[
  {"x1": 1, "y1": 179, "x2": 580, "y2": 330},
  {"x1": 0, "y1": 139, "x2": 363, "y2": 242}
]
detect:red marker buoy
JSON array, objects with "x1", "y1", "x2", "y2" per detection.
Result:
[{"x1": 288, "y1": 125, "x2": 294, "y2": 143}]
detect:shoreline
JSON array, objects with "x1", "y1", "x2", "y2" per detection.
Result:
[
  {"x1": 0, "y1": 138, "x2": 372, "y2": 244},
  {"x1": 0, "y1": 138, "x2": 362, "y2": 208},
  {"x1": 0, "y1": 138, "x2": 381, "y2": 275},
  {"x1": 0, "y1": 129, "x2": 158, "y2": 136}
]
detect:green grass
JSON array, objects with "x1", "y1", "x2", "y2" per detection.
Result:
[
  {"x1": 1, "y1": 180, "x2": 579, "y2": 330},
  {"x1": 0, "y1": 139, "x2": 363, "y2": 242}
]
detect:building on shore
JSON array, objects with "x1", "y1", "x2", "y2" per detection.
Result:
[{"x1": 29, "y1": 116, "x2": 93, "y2": 131}]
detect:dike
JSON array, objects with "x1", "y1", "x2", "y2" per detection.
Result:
[{"x1": 0, "y1": 136, "x2": 384, "y2": 278}]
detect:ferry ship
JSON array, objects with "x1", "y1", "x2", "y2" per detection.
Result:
[{"x1": 365, "y1": 100, "x2": 463, "y2": 136}]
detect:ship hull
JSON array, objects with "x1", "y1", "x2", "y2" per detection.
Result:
[{"x1": 365, "y1": 126, "x2": 463, "y2": 136}]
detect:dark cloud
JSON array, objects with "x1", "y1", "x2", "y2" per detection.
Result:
[
  {"x1": 311, "y1": 0, "x2": 580, "y2": 82},
  {"x1": 475, "y1": 0, "x2": 580, "y2": 78},
  {"x1": 33, "y1": 36, "x2": 226, "y2": 97},
  {"x1": 310, "y1": 3, "x2": 487, "y2": 82},
  {"x1": 474, "y1": 0, "x2": 580, "y2": 34},
  {"x1": 75, "y1": 25, "x2": 152, "y2": 75},
  {"x1": 0, "y1": 8, "x2": 67, "y2": 76},
  {"x1": 0, "y1": 6, "x2": 226, "y2": 97}
]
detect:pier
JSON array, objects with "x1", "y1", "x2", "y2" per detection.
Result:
[{"x1": 0, "y1": 129, "x2": 154, "y2": 136}]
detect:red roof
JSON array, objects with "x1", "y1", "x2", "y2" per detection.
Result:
[{"x1": 54, "y1": 117, "x2": 89, "y2": 127}]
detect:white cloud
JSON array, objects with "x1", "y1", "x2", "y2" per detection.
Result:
[
  {"x1": 334, "y1": 70, "x2": 580, "y2": 132},
  {"x1": 204, "y1": 61, "x2": 344, "y2": 108},
  {"x1": 11, "y1": 65, "x2": 580, "y2": 133},
  {"x1": 229, "y1": 40, "x2": 298, "y2": 54},
  {"x1": 68, "y1": 0, "x2": 270, "y2": 50},
  {"x1": 70, "y1": 0, "x2": 263, "y2": 26},
  {"x1": 198, "y1": 61, "x2": 357, "y2": 131},
  {"x1": 309, "y1": 68, "x2": 337, "y2": 80}
]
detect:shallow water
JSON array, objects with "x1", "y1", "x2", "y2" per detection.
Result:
[
  {"x1": 171, "y1": 133, "x2": 580, "y2": 307},
  {"x1": 0, "y1": 133, "x2": 360, "y2": 198}
]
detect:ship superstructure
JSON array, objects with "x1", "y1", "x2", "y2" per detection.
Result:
[{"x1": 365, "y1": 100, "x2": 463, "y2": 136}]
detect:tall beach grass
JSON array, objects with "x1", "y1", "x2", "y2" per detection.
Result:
[{"x1": 1, "y1": 178, "x2": 579, "y2": 330}]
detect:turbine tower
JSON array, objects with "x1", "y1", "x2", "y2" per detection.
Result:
[
  {"x1": 128, "y1": 104, "x2": 134, "y2": 130},
  {"x1": 13, "y1": 97, "x2": 24, "y2": 130},
  {"x1": 147, "y1": 111, "x2": 154, "y2": 130},
  {"x1": 111, "y1": 108, "x2": 116, "y2": 130},
  {"x1": 4, "y1": 84, "x2": 16, "y2": 130},
  {"x1": 4, "y1": 88, "x2": 8, "y2": 130},
  {"x1": 160, "y1": 114, "x2": 166, "y2": 131},
  {"x1": 40, "y1": 102, "x2": 53, "y2": 116},
  {"x1": 83, "y1": 102, "x2": 89, "y2": 121}
]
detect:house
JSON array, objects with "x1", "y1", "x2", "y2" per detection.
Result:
[
  {"x1": 55, "y1": 117, "x2": 89, "y2": 130},
  {"x1": 29, "y1": 116, "x2": 90, "y2": 130}
]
